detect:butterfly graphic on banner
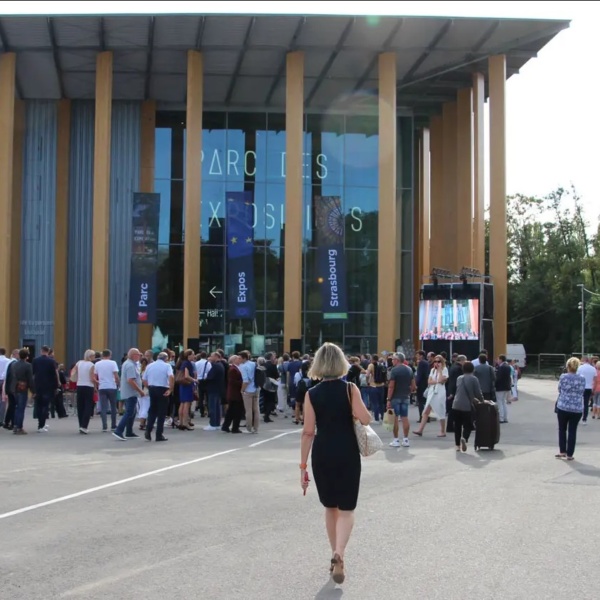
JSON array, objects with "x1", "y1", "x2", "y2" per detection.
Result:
[{"x1": 315, "y1": 195, "x2": 344, "y2": 246}]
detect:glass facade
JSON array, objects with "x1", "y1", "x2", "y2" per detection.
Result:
[{"x1": 154, "y1": 110, "x2": 413, "y2": 354}]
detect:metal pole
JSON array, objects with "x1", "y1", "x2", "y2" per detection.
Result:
[{"x1": 579, "y1": 284, "x2": 585, "y2": 356}]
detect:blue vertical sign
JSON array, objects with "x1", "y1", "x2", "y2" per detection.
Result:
[
  {"x1": 226, "y1": 191, "x2": 255, "y2": 319},
  {"x1": 315, "y1": 196, "x2": 348, "y2": 320},
  {"x1": 129, "y1": 192, "x2": 160, "y2": 324}
]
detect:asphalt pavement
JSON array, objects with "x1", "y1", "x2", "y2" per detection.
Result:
[{"x1": 0, "y1": 378, "x2": 598, "y2": 600}]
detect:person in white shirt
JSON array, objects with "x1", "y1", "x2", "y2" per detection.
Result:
[
  {"x1": 94, "y1": 349, "x2": 120, "y2": 432},
  {"x1": 142, "y1": 352, "x2": 174, "y2": 442},
  {"x1": 577, "y1": 356, "x2": 596, "y2": 425},
  {"x1": 72, "y1": 349, "x2": 96, "y2": 434},
  {"x1": 0, "y1": 347, "x2": 11, "y2": 426},
  {"x1": 195, "y1": 352, "x2": 211, "y2": 418},
  {"x1": 471, "y1": 350, "x2": 488, "y2": 368}
]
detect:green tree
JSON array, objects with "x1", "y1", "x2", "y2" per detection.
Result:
[{"x1": 502, "y1": 187, "x2": 600, "y2": 354}]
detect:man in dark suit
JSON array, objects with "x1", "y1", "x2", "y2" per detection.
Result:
[
  {"x1": 415, "y1": 350, "x2": 430, "y2": 423},
  {"x1": 222, "y1": 355, "x2": 244, "y2": 434},
  {"x1": 32, "y1": 345, "x2": 61, "y2": 432},
  {"x1": 204, "y1": 353, "x2": 225, "y2": 431}
]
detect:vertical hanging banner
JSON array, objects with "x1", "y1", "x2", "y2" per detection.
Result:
[
  {"x1": 128, "y1": 192, "x2": 160, "y2": 324},
  {"x1": 226, "y1": 191, "x2": 256, "y2": 319},
  {"x1": 315, "y1": 196, "x2": 348, "y2": 320}
]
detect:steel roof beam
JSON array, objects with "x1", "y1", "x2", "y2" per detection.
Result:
[
  {"x1": 469, "y1": 20, "x2": 501, "y2": 57},
  {"x1": 224, "y1": 17, "x2": 256, "y2": 106},
  {"x1": 353, "y1": 19, "x2": 403, "y2": 92},
  {"x1": 99, "y1": 17, "x2": 106, "y2": 51},
  {"x1": 305, "y1": 17, "x2": 355, "y2": 107},
  {"x1": 47, "y1": 17, "x2": 66, "y2": 98},
  {"x1": 195, "y1": 16, "x2": 206, "y2": 48},
  {"x1": 398, "y1": 20, "x2": 568, "y2": 91},
  {"x1": 401, "y1": 19, "x2": 453, "y2": 84},
  {"x1": 265, "y1": 16, "x2": 305, "y2": 107},
  {"x1": 144, "y1": 16, "x2": 155, "y2": 100}
]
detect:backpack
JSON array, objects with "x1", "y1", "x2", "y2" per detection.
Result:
[
  {"x1": 373, "y1": 363, "x2": 387, "y2": 384},
  {"x1": 254, "y1": 364, "x2": 266, "y2": 389}
]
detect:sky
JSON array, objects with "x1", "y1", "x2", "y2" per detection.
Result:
[{"x1": 3, "y1": 0, "x2": 598, "y2": 224}]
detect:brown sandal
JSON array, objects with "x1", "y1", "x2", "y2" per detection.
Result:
[{"x1": 331, "y1": 553, "x2": 345, "y2": 584}]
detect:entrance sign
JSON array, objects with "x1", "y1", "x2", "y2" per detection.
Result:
[
  {"x1": 226, "y1": 191, "x2": 256, "y2": 319},
  {"x1": 128, "y1": 193, "x2": 160, "y2": 324},
  {"x1": 315, "y1": 196, "x2": 348, "y2": 320}
]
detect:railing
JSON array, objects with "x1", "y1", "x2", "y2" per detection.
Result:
[
  {"x1": 570, "y1": 352, "x2": 600, "y2": 360},
  {"x1": 524, "y1": 354, "x2": 567, "y2": 379}
]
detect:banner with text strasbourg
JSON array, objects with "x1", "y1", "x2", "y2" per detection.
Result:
[
  {"x1": 226, "y1": 191, "x2": 256, "y2": 319},
  {"x1": 315, "y1": 196, "x2": 348, "y2": 320},
  {"x1": 128, "y1": 192, "x2": 160, "y2": 324}
]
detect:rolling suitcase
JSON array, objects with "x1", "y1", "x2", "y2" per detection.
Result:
[{"x1": 474, "y1": 401, "x2": 500, "y2": 451}]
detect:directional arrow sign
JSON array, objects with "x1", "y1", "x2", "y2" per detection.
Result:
[{"x1": 209, "y1": 286, "x2": 223, "y2": 299}]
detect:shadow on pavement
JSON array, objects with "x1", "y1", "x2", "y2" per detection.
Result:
[
  {"x1": 315, "y1": 579, "x2": 343, "y2": 599},
  {"x1": 382, "y1": 449, "x2": 416, "y2": 464},
  {"x1": 455, "y1": 449, "x2": 507, "y2": 469},
  {"x1": 568, "y1": 461, "x2": 600, "y2": 478}
]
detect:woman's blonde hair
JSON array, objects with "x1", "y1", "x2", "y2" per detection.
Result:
[
  {"x1": 566, "y1": 357, "x2": 580, "y2": 373},
  {"x1": 309, "y1": 342, "x2": 349, "y2": 380},
  {"x1": 84, "y1": 349, "x2": 95, "y2": 361},
  {"x1": 435, "y1": 355, "x2": 446, "y2": 368}
]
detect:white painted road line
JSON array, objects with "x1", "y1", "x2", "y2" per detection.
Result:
[
  {"x1": 0, "y1": 430, "x2": 300, "y2": 521},
  {"x1": 248, "y1": 430, "x2": 300, "y2": 448}
]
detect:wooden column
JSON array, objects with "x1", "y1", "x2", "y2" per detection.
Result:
[
  {"x1": 441, "y1": 101, "x2": 458, "y2": 272},
  {"x1": 489, "y1": 55, "x2": 507, "y2": 360},
  {"x1": 0, "y1": 53, "x2": 16, "y2": 346},
  {"x1": 429, "y1": 114, "x2": 443, "y2": 271},
  {"x1": 472, "y1": 72, "x2": 485, "y2": 273},
  {"x1": 183, "y1": 51, "x2": 203, "y2": 344},
  {"x1": 377, "y1": 52, "x2": 398, "y2": 353},
  {"x1": 91, "y1": 51, "x2": 113, "y2": 350},
  {"x1": 283, "y1": 51, "x2": 304, "y2": 352},
  {"x1": 138, "y1": 100, "x2": 156, "y2": 351},
  {"x1": 456, "y1": 87, "x2": 473, "y2": 271},
  {"x1": 54, "y1": 99, "x2": 71, "y2": 361}
]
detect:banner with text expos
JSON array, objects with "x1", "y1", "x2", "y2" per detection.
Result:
[{"x1": 226, "y1": 191, "x2": 256, "y2": 319}]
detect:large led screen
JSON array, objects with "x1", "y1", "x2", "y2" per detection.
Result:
[{"x1": 419, "y1": 299, "x2": 480, "y2": 341}]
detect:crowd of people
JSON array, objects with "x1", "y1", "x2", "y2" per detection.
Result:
[
  {"x1": 0, "y1": 343, "x2": 523, "y2": 447},
  {"x1": 555, "y1": 355, "x2": 600, "y2": 460},
  {"x1": 2, "y1": 339, "x2": 597, "y2": 586}
]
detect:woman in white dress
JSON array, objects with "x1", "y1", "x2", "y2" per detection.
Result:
[{"x1": 413, "y1": 355, "x2": 448, "y2": 438}]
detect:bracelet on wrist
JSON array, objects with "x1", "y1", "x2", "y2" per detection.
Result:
[{"x1": 299, "y1": 463, "x2": 307, "y2": 470}]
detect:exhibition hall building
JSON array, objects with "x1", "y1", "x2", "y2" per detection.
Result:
[{"x1": 0, "y1": 12, "x2": 568, "y2": 363}]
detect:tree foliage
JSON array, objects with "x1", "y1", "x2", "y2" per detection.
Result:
[{"x1": 505, "y1": 187, "x2": 600, "y2": 354}]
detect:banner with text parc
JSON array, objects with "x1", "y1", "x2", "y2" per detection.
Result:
[
  {"x1": 315, "y1": 196, "x2": 348, "y2": 320},
  {"x1": 128, "y1": 192, "x2": 160, "y2": 324},
  {"x1": 226, "y1": 191, "x2": 256, "y2": 319}
]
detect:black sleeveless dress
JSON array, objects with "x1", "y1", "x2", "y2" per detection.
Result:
[{"x1": 308, "y1": 379, "x2": 361, "y2": 511}]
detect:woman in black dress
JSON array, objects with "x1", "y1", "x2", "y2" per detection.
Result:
[{"x1": 300, "y1": 342, "x2": 372, "y2": 584}]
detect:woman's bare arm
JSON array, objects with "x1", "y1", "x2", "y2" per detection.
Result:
[
  {"x1": 350, "y1": 383, "x2": 371, "y2": 425},
  {"x1": 300, "y1": 394, "x2": 316, "y2": 466}
]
